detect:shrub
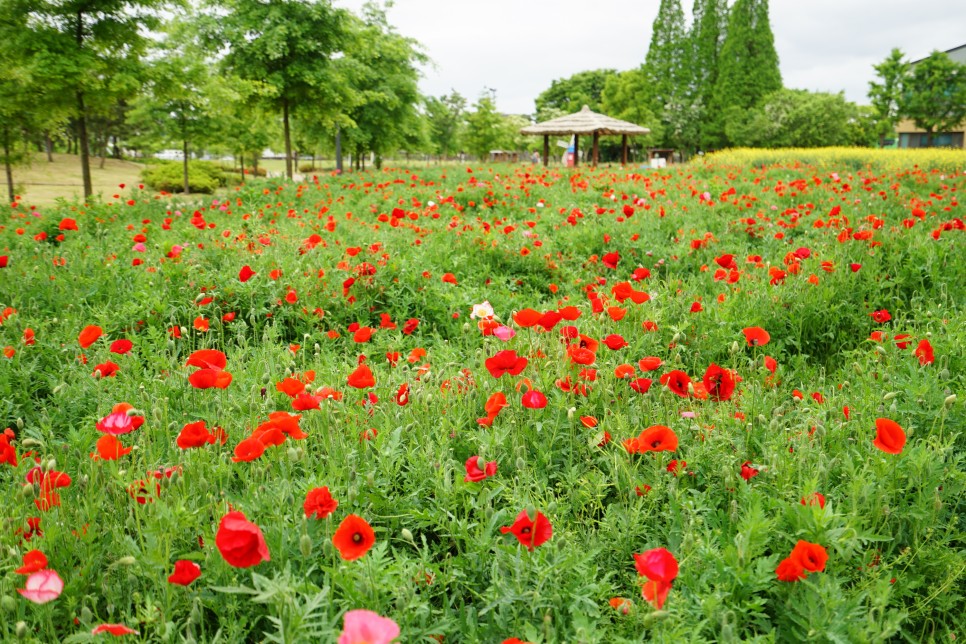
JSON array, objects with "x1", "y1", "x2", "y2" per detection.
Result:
[{"x1": 141, "y1": 161, "x2": 231, "y2": 194}]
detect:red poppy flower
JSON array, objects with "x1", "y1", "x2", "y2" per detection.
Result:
[
  {"x1": 626, "y1": 425, "x2": 678, "y2": 454},
  {"x1": 239, "y1": 265, "x2": 256, "y2": 282},
  {"x1": 869, "y1": 309, "x2": 891, "y2": 324},
  {"x1": 333, "y1": 514, "x2": 376, "y2": 561},
  {"x1": 628, "y1": 377, "x2": 653, "y2": 394},
  {"x1": 347, "y1": 364, "x2": 375, "y2": 389},
  {"x1": 521, "y1": 389, "x2": 547, "y2": 409},
  {"x1": 602, "y1": 334, "x2": 628, "y2": 350},
  {"x1": 178, "y1": 421, "x2": 215, "y2": 449},
  {"x1": 15, "y1": 550, "x2": 48, "y2": 574},
  {"x1": 91, "y1": 624, "x2": 139, "y2": 636},
  {"x1": 167, "y1": 560, "x2": 201, "y2": 586},
  {"x1": 188, "y1": 368, "x2": 233, "y2": 389},
  {"x1": 215, "y1": 511, "x2": 270, "y2": 568},
  {"x1": 92, "y1": 435, "x2": 132, "y2": 460},
  {"x1": 602, "y1": 251, "x2": 619, "y2": 269},
  {"x1": 513, "y1": 308, "x2": 543, "y2": 328},
  {"x1": 775, "y1": 557, "x2": 806, "y2": 582},
  {"x1": 642, "y1": 579, "x2": 672, "y2": 610},
  {"x1": 186, "y1": 349, "x2": 227, "y2": 370},
  {"x1": 109, "y1": 339, "x2": 133, "y2": 354},
  {"x1": 800, "y1": 492, "x2": 826, "y2": 508},
  {"x1": 914, "y1": 338, "x2": 934, "y2": 366},
  {"x1": 303, "y1": 486, "x2": 339, "y2": 519},
  {"x1": 742, "y1": 326, "x2": 770, "y2": 346},
  {"x1": 702, "y1": 363, "x2": 735, "y2": 401},
  {"x1": 484, "y1": 350, "x2": 528, "y2": 378},
  {"x1": 660, "y1": 370, "x2": 692, "y2": 397},
  {"x1": 633, "y1": 547, "x2": 679, "y2": 583},
  {"x1": 790, "y1": 540, "x2": 828, "y2": 573},
  {"x1": 638, "y1": 357, "x2": 663, "y2": 372},
  {"x1": 78, "y1": 325, "x2": 103, "y2": 348},
  {"x1": 739, "y1": 461, "x2": 759, "y2": 481},
  {"x1": 464, "y1": 456, "x2": 497, "y2": 482},
  {"x1": 500, "y1": 509, "x2": 552, "y2": 551},
  {"x1": 873, "y1": 417, "x2": 906, "y2": 454},
  {"x1": 232, "y1": 435, "x2": 266, "y2": 462},
  {"x1": 477, "y1": 392, "x2": 508, "y2": 426},
  {"x1": 92, "y1": 361, "x2": 120, "y2": 378},
  {"x1": 567, "y1": 345, "x2": 596, "y2": 366}
]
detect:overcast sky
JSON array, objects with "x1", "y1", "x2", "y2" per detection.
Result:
[{"x1": 334, "y1": 0, "x2": 966, "y2": 115}]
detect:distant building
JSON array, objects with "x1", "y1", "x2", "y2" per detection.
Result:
[{"x1": 895, "y1": 43, "x2": 966, "y2": 149}]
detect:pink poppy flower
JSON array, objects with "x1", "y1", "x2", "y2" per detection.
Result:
[
  {"x1": 18, "y1": 569, "x2": 64, "y2": 604},
  {"x1": 338, "y1": 609, "x2": 400, "y2": 644}
]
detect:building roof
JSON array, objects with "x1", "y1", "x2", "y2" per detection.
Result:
[
  {"x1": 911, "y1": 43, "x2": 966, "y2": 65},
  {"x1": 520, "y1": 105, "x2": 650, "y2": 137}
]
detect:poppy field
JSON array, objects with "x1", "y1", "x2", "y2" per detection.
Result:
[{"x1": 0, "y1": 153, "x2": 964, "y2": 642}]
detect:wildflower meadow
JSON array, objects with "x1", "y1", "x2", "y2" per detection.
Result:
[{"x1": 0, "y1": 152, "x2": 963, "y2": 642}]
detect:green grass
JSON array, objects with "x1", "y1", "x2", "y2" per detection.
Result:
[{"x1": 0, "y1": 158, "x2": 963, "y2": 642}]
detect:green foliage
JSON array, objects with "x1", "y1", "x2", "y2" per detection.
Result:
[
  {"x1": 868, "y1": 48, "x2": 910, "y2": 143},
  {"x1": 425, "y1": 92, "x2": 467, "y2": 159},
  {"x1": 464, "y1": 95, "x2": 510, "y2": 160},
  {"x1": 726, "y1": 89, "x2": 873, "y2": 148},
  {"x1": 644, "y1": 0, "x2": 687, "y2": 119},
  {"x1": 687, "y1": 0, "x2": 728, "y2": 151},
  {"x1": 711, "y1": 0, "x2": 783, "y2": 148},
  {"x1": 900, "y1": 51, "x2": 966, "y2": 144},
  {"x1": 141, "y1": 160, "x2": 231, "y2": 193},
  {"x1": 534, "y1": 69, "x2": 617, "y2": 122}
]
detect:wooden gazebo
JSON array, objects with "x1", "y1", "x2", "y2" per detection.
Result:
[{"x1": 520, "y1": 105, "x2": 651, "y2": 167}]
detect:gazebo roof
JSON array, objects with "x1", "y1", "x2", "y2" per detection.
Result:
[{"x1": 520, "y1": 105, "x2": 650, "y2": 137}]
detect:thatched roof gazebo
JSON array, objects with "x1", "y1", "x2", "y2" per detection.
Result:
[{"x1": 520, "y1": 105, "x2": 651, "y2": 167}]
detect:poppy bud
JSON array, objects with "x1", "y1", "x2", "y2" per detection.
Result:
[
  {"x1": 347, "y1": 488, "x2": 357, "y2": 503},
  {"x1": 15, "y1": 418, "x2": 23, "y2": 430},
  {"x1": 189, "y1": 600, "x2": 202, "y2": 625},
  {"x1": 366, "y1": 473, "x2": 375, "y2": 487},
  {"x1": 180, "y1": 326, "x2": 188, "y2": 336},
  {"x1": 939, "y1": 369, "x2": 950, "y2": 380},
  {"x1": 44, "y1": 458, "x2": 55, "y2": 472},
  {"x1": 567, "y1": 407, "x2": 575, "y2": 419},
  {"x1": 882, "y1": 392, "x2": 897, "y2": 401},
  {"x1": 516, "y1": 456, "x2": 526, "y2": 471},
  {"x1": 287, "y1": 447, "x2": 299, "y2": 462},
  {"x1": 1, "y1": 595, "x2": 15, "y2": 613},
  {"x1": 730, "y1": 341, "x2": 740, "y2": 354},
  {"x1": 299, "y1": 534, "x2": 313, "y2": 558},
  {"x1": 945, "y1": 394, "x2": 957, "y2": 406},
  {"x1": 16, "y1": 620, "x2": 27, "y2": 640},
  {"x1": 21, "y1": 438, "x2": 42, "y2": 448},
  {"x1": 80, "y1": 606, "x2": 92, "y2": 624},
  {"x1": 116, "y1": 556, "x2": 137, "y2": 567},
  {"x1": 400, "y1": 528, "x2": 415, "y2": 544},
  {"x1": 873, "y1": 345, "x2": 887, "y2": 355},
  {"x1": 934, "y1": 494, "x2": 943, "y2": 512},
  {"x1": 889, "y1": 401, "x2": 897, "y2": 413}
]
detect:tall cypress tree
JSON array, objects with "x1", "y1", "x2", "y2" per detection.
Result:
[
  {"x1": 644, "y1": 0, "x2": 687, "y2": 125},
  {"x1": 687, "y1": 0, "x2": 728, "y2": 150},
  {"x1": 710, "y1": 0, "x2": 782, "y2": 147}
]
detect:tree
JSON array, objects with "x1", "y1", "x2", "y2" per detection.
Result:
[
  {"x1": 210, "y1": 0, "x2": 351, "y2": 180},
  {"x1": 464, "y1": 94, "x2": 507, "y2": 161},
  {"x1": 900, "y1": 51, "x2": 966, "y2": 147},
  {"x1": 425, "y1": 92, "x2": 467, "y2": 161},
  {"x1": 337, "y1": 3, "x2": 425, "y2": 169},
  {"x1": 600, "y1": 68, "x2": 662, "y2": 143},
  {"x1": 868, "y1": 48, "x2": 909, "y2": 145},
  {"x1": 644, "y1": 0, "x2": 687, "y2": 121},
  {"x1": 687, "y1": 0, "x2": 728, "y2": 150},
  {"x1": 4, "y1": 0, "x2": 167, "y2": 198},
  {"x1": 725, "y1": 89, "x2": 870, "y2": 148},
  {"x1": 534, "y1": 69, "x2": 617, "y2": 122},
  {"x1": 128, "y1": 26, "x2": 221, "y2": 194},
  {"x1": 710, "y1": 0, "x2": 782, "y2": 147}
]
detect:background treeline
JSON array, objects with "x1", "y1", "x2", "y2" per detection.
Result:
[{"x1": 2, "y1": 0, "x2": 965, "y2": 200}]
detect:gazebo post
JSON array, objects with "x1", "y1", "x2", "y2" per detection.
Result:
[
  {"x1": 621, "y1": 134, "x2": 628, "y2": 166},
  {"x1": 592, "y1": 131, "x2": 599, "y2": 167},
  {"x1": 573, "y1": 135, "x2": 579, "y2": 167},
  {"x1": 542, "y1": 134, "x2": 549, "y2": 167}
]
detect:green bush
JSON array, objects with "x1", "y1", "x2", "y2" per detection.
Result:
[{"x1": 141, "y1": 161, "x2": 231, "y2": 194}]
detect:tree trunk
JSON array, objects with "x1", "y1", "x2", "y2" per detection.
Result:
[
  {"x1": 253, "y1": 154, "x2": 259, "y2": 175},
  {"x1": 239, "y1": 154, "x2": 245, "y2": 180},
  {"x1": 335, "y1": 126, "x2": 342, "y2": 173},
  {"x1": 282, "y1": 99, "x2": 293, "y2": 180},
  {"x1": 45, "y1": 132, "x2": 54, "y2": 162},
  {"x1": 3, "y1": 130, "x2": 14, "y2": 204},
  {"x1": 182, "y1": 139, "x2": 190, "y2": 194},
  {"x1": 75, "y1": 11, "x2": 92, "y2": 198},
  {"x1": 77, "y1": 92, "x2": 93, "y2": 198}
]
